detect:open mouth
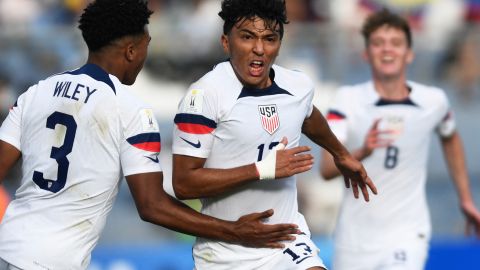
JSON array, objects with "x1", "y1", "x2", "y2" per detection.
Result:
[
  {"x1": 381, "y1": 56, "x2": 394, "y2": 64},
  {"x1": 249, "y1": 60, "x2": 264, "y2": 76}
]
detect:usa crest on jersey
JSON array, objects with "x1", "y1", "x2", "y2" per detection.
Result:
[{"x1": 258, "y1": 104, "x2": 280, "y2": 135}]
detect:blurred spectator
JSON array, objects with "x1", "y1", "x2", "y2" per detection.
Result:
[
  {"x1": 30, "y1": 0, "x2": 86, "y2": 73},
  {"x1": 0, "y1": 0, "x2": 41, "y2": 31},
  {"x1": 0, "y1": 0, "x2": 86, "y2": 93},
  {"x1": 0, "y1": 75, "x2": 15, "y2": 120},
  {"x1": 358, "y1": 0, "x2": 429, "y2": 29},
  {"x1": 147, "y1": 0, "x2": 224, "y2": 82},
  {"x1": 465, "y1": 0, "x2": 480, "y2": 22},
  {"x1": 286, "y1": 0, "x2": 329, "y2": 22},
  {"x1": 439, "y1": 0, "x2": 480, "y2": 103}
]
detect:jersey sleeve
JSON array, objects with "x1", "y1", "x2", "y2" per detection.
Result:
[
  {"x1": 435, "y1": 91, "x2": 456, "y2": 138},
  {"x1": 120, "y1": 105, "x2": 162, "y2": 177},
  {"x1": 305, "y1": 82, "x2": 315, "y2": 119},
  {"x1": 325, "y1": 88, "x2": 349, "y2": 143},
  {"x1": 172, "y1": 86, "x2": 217, "y2": 158},
  {"x1": 0, "y1": 87, "x2": 32, "y2": 150}
]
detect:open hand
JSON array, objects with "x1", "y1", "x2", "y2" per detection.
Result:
[
  {"x1": 255, "y1": 137, "x2": 313, "y2": 180},
  {"x1": 462, "y1": 201, "x2": 480, "y2": 238},
  {"x1": 334, "y1": 154, "x2": 377, "y2": 201},
  {"x1": 232, "y1": 209, "x2": 300, "y2": 248},
  {"x1": 360, "y1": 119, "x2": 394, "y2": 158},
  {"x1": 274, "y1": 137, "x2": 314, "y2": 178}
]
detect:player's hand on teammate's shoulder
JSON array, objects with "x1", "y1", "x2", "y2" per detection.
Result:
[
  {"x1": 334, "y1": 153, "x2": 377, "y2": 202},
  {"x1": 461, "y1": 200, "x2": 480, "y2": 238},
  {"x1": 230, "y1": 209, "x2": 300, "y2": 249}
]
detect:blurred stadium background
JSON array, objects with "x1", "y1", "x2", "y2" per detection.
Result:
[{"x1": 1, "y1": 0, "x2": 480, "y2": 269}]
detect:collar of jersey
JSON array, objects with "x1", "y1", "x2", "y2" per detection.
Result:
[
  {"x1": 64, "y1": 63, "x2": 116, "y2": 94},
  {"x1": 236, "y1": 67, "x2": 293, "y2": 99},
  {"x1": 367, "y1": 81, "x2": 418, "y2": 107}
]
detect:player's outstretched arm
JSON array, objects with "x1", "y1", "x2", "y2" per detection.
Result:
[
  {"x1": 127, "y1": 172, "x2": 299, "y2": 248},
  {"x1": 302, "y1": 106, "x2": 377, "y2": 201},
  {"x1": 172, "y1": 143, "x2": 313, "y2": 200},
  {"x1": 0, "y1": 140, "x2": 21, "y2": 184},
  {"x1": 440, "y1": 132, "x2": 480, "y2": 237}
]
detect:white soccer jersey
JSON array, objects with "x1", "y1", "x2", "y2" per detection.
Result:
[
  {"x1": 173, "y1": 61, "x2": 318, "y2": 269},
  {"x1": 0, "y1": 64, "x2": 162, "y2": 270},
  {"x1": 326, "y1": 81, "x2": 455, "y2": 253}
]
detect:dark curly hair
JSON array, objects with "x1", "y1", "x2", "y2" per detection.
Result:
[
  {"x1": 218, "y1": 0, "x2": 289, "y2": 39},
  {"x1": 362, "y1": 8, "x2": 412, "y2": 48},
  {"x1": 78, "y1": 0, "x2": 153, "y2": 52}
]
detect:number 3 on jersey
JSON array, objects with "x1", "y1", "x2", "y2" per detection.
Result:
[{"x1": 33, "y1": 111, "x2": 77, "y2": 193}]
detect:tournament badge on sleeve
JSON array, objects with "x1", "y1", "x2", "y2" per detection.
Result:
[
  {"x1": 139, "y1": 109, "x2": 159, "y2": 132},
  {"x1": 183, "y1": 89, "x2": 204, "y2": 114},
  {"x1": 258, "y1": 104, "x2": 280, "y2": 135}
]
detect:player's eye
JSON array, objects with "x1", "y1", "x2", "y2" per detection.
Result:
[
  {"x1": 391, "y1": 39, "x2": 405, "y2": 47},
  {"x1": 370, "y1": 40, "x2": 383, "y2": 47},
  {"x1": 265, "y1": 36, "x2": 278, "y2": 42}
]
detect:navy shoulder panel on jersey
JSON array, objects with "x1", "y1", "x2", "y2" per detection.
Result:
[{"x1": 64, "y1": 64, "x2": 116, "y2": 94}]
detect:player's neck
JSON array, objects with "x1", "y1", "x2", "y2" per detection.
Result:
[
  {"x1": 86, "y1": 52, "x2": 124, "y2": 82},
  {"x1": 372, "y1": 76, "x2": 409, "y2": 100}
]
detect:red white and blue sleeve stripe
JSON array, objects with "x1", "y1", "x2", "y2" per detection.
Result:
[
  {"x1": 126, "y1": 132, "x2": 161, "y2": 152},
  {"x1": 326, "y1": 109, "x2": 346, "y2": 121},
  {"x1": 174, "y1": 113, "x2": 217, "y2": 134}
]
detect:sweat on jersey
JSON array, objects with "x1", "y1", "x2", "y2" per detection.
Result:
[
  {"x1": 0, "y1": 64, "x2": 162, "y2": 270},
  {"x1": 173, "y1": 61, "x2": 316, "y2": 269},
  {"x1": 326, "y1": 81, "x2": 455, "y2": 252}
]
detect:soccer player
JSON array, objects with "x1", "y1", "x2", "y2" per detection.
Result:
[
  {"x1": 0, "y1": 1, "x2": 304, "y2": 269},
  {"x1": 320, "y1": 9, "x2": 480, "y2": 270},
  {"x1": 171, "y1": 0, "x2": 377, "y2": 269}
]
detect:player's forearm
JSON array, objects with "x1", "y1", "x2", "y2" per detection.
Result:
[
  {"x1": 0, "y1": 140, "x2": 21, "y2": 184},
  {"x1": 173, "y1": 163, "x2": 259, "y2": 200},
  {"x1": 320, "y1": 147, "x2": 362, "y2": 179},
  {"x1": 320, "y1": 150, "x2": 340, "y2": 180},
  {"x1": 441, "y1": 132, "x2": 474, "y2": 204},
  {"x1": 302, "y1": 106, "x2": 350, "y2": 160},
  {"x1": 319, "y1": 132, "x2": 350, "y2": 160},
  {"x1": 143, "y1": 193, "x2": 238, "y2": 242}
]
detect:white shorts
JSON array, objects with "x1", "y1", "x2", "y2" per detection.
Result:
[
  {"x1": 333, "y1": 237, "x2": 428, "y2": 270},
  {"x1": 262, "y1": 234, "x2": 326, "y2": 270},
  {"x1": 0, "y1": 258, "x2": 22, "y2": 270},
  {"x1": 194, "y1": 234, "x2": 327, "y2": 270}
]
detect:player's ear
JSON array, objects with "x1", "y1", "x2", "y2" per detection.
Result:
[
  {"x1": 125, "y1": 42, "x2": 136, "y2": 62},
  {"x1": 221, "y1": 34, "x2": 230, "y2": 55}
]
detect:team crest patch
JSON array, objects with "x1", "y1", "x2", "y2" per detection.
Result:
[{"x1": 258, "y1": 104, "x2": 280, "y2": 135}]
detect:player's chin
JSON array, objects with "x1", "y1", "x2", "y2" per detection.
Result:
[{"x1": 124, "y1": 74, "x2": 139, "y2": 85}]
